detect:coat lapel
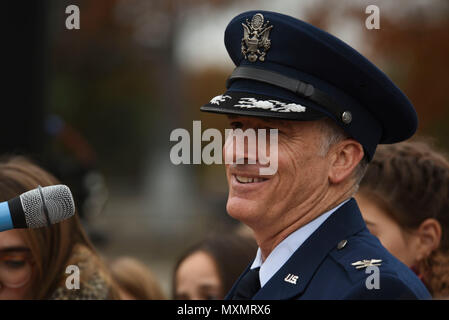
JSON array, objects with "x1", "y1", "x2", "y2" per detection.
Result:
[
  {"x1": 253, "y1": 198, "x2": 366, "y2": 300},
  {"x1": 225, "y1": 263, "x2": 252, "y2": 300}
]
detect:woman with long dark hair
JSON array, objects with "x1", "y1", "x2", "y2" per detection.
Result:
[{"x1": 173, "y1": 232, "x2": 257, "y2": 300}]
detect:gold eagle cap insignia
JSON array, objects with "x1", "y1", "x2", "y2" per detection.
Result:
[{"x1": 241, "y1": 13, "x2": 274, "y2": 62}]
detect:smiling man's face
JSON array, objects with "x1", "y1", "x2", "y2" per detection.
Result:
[{"x1": 224, "y1": 115, "x2": 332, "y2": 230}]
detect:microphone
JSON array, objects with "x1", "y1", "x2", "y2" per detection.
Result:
[{"x1": 0, "y1": 184, "x2": 75, "y2": 231}]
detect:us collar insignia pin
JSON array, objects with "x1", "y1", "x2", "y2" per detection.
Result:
[
  {"x1": 241, "y1": 13, "x2": 273, "y2": 62},
  {"x1": 284, "y1": 273, "x2": 299, "y2": 285},
  {"x1": 351, "y1": 259, "x2": 382, "y2": 269}
]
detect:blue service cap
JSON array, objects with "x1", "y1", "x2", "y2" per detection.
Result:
[{"x1": 200, "y1": 10, "x2": 418, "y2": 160}]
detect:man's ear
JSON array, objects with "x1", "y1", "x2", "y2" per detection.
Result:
[
  {"x1": 328, "y1": 139, "x2": 364, "y2": 184},
  {"x1": 414, "y1": 218, "x2": 442, "y2": 261}
]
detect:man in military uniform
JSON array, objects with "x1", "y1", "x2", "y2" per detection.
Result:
[{"x1": 200, "y1": 11, "x2": 431, "y2": 299}]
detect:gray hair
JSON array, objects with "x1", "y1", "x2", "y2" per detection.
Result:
[{"x1": 318, "y1": 118, "x2": 369, "y2": 191}]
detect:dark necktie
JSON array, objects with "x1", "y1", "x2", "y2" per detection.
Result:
[{"x1": 232, "y1": 267, "x2": 261, "y2": 300}]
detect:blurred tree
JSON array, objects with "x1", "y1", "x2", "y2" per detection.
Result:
[
  {"x1": 47, "y1": 0, "x2": 247, "y2": 185},
  {"x1": 306, "y1": 0, "x2": 449, "y2": 150},
  {"x1": 48, "y1": 0, "x2": 157, "y2": 183}
]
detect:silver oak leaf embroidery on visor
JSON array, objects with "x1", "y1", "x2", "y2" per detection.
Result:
[
  {"x1": 210, "y1": 95, "x2": 232, "y2": 105},
  {"x1": 234, "y1": 97, "x2": 307, "y2": 113}
]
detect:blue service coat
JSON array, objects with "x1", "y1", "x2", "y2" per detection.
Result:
[{"x1": 226, "y1": 199, "x2": 431, "y2": 300}]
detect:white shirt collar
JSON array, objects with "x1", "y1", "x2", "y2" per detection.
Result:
[{"x1": 250, "y1": 199, "x2": 350, "y2": 287}]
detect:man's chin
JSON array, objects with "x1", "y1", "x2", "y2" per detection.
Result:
[{"x1": 226, "y1": 197, "x2": 262, "y2": 223}]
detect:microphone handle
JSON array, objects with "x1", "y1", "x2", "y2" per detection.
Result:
[
  {"x1": 0, "y1": 198, "x2": 27, "y2": 232},
  {"x1": 0, "y1": 201, "x2": 14, "y2": 231}
]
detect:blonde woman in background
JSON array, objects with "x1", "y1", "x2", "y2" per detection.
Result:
[{"x1": 110, "y1": 257, "x2": 166, "y2": 300}]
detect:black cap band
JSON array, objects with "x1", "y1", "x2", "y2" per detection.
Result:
[{"x1": 226, "y1": 66, "x2": 349, "y2": 125}]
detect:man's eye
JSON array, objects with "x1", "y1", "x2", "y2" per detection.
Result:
[
  {"x1": 230, "y1": 122, "x2": 243, "y2": 129},
  {"x1": 263, "y1": 126, "x2": 282, "y2": 134}
]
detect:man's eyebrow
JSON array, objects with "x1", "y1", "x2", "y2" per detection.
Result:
[
  {"x1": 263, "y1": 117, "x2": 293, "y2": 128},
  {"x1": 262, "y1": 117, "x2": 276, "y2": 124},
  {"x1": 227, "y1": 115, "x2": 290, "y2": 126},
  {"x1": 0, "y1": 246, "x2": 30, "y2": 253}
]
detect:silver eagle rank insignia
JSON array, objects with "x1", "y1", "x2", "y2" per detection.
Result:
[
  {"x1": 351, "y1": 259, "x2": 382, "y2": 270},
  {"x1": 241, "y1": 13, "x2": 274, "y2": 62}
]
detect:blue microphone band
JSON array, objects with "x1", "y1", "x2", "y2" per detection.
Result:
[{"x1": 0, "y1": 201, "x2": 13, "y2": 231}]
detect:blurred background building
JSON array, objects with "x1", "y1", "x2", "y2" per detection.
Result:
[{"x1": 3, "y1": 0, "x2": 449, "y2": 296}]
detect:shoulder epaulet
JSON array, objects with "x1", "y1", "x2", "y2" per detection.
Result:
[{"x1": 328, "y1": 234, "x2": 397, "y2": 284}]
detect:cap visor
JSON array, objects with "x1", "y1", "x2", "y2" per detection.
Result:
[{"x1": 201, "y1": 91, "x2": 326, "y2": 121}]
